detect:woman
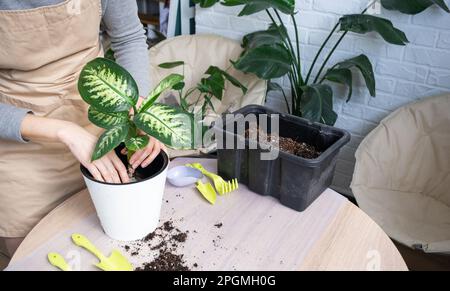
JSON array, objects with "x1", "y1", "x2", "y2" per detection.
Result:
[{"x1": 0, "y1": 0, "x2": 162, "y2": 258}]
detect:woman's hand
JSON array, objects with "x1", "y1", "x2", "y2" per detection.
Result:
[
  {"x1": 21, "y1": 114, "x2": 130, "y2": 183},
  {"x1": 57, "y1": 122, "x2": 130, "y2": 184},
  {"x1": 122, "y1": 136, "x2": 166, "y2": 170},
  {"x1": 124, "y1": 97, "x2": 166, "y2": 170},
  {"x1": 20, "y1": 113, "x2": 165, "y2": 184}
]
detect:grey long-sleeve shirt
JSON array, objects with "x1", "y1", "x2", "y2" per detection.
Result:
[{"x1": 0, "y1": 0, "x2": 150, "y2": 142}]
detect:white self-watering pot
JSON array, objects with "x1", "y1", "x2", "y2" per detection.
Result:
[{"x1": 81, "y1": 149, "x2": 169, "y2": 241}]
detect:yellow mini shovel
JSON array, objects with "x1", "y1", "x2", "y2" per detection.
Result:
[
  {"x1": 48, "y1": 252, "x2": 71, "y2": 271},
  {"x1": 196, "y1": 180, "x2": 217, "y2": 205},
  {"x1": 71, "y1": 234, "x2": 133, "y2": 271}
]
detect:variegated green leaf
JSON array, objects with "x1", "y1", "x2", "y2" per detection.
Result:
[
  {"x1": 88, "y1": 107, "x2": 129, "y2": 129},
  {"x1": 139, "y1": 74, "x2": 184, "y2": 113},
  {"x1": 92, "y1": 124, "x2": 129, "y2": 161},
  {"x1": 125, "y1": 135, "x2": 150, "y2": 151},
  {"x1": 78, "y1": 58, "x2": 139, "y2": 113},
  {"x1": 134, "y1": 103, "x2": 193, "y2": 149}
]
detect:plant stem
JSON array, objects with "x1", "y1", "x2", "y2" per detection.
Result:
[
  {"x1": 313, "y1": 31, "x2": 348, "y2": 84},
  {"x1": 273, "y1": 10, "x2": 301, "y2": 77},
  {"x1": 288, "y1": 72, "x2": 300, "y2": 114},
  {"x1": 184, "y1": 87, "x2": 197, "y2": 99},
  {"x1": 127, "y1": 149, "x2": 135, "y2": 162},
  {"x1": 290, "y1": 83, "x2": 297, "y2": 114},
  {"x1": 190, "y1": 91, "x2": 203, "y2": 114},
  {"x1": 291, "y1": 13, "x2": 304, "y2": 85},
  {"x1": 319, "y1": 64, "x2": 338, "y2": 84},
  {"x1": 265, "y1": 9, "x2": 300, "y2": 87},
  {"x1": 279, "y1": 83, "x2": 291, "y2": 114},
  {"x1": 305, "y1": 22, "x2": 340, "y2": 84},
  {"x1": 312, "y1": 0, "x2": 378, "y2": 84},
  {"x1": 180, "y1": 64, "x2": 185, "y2": 99}
]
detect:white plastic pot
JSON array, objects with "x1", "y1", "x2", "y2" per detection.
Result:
[{"x1": 81, "y1": 150, "x2": 169, "y2": 241}]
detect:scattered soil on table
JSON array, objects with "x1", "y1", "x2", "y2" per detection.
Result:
[
  {"x1": 172, "y1": 233, "x2": 188, "y2": 243},
  {"x1": 136, "y1": 249, "x2": 189, "y2": 271},
  {"x1": 123, "y1": 220, "x2": 197, "y2": 271},
  {"x1": 162, "y1": 221, "x2": 175, "y2": 232},
  {"x1": 245, "y1": 127, "x2": 321, "y2": 159},
  {"x1": 212, "y1": 235, "x2": 223, "y2": 249}
]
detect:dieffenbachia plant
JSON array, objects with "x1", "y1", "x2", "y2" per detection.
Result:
[
  {"x1": 158, "y1": 61, "x2": 248, "y2": 117},
  {"x1": 78, "y1": 57, "x2": 193, "y2": 161},
  {"x1": 194, "y1": 0, "x2": 449, "y2": 125}
]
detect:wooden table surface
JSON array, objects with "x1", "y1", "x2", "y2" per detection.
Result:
[{"x1": 8, "y1": 158, "x2": 407, "y2": 271}]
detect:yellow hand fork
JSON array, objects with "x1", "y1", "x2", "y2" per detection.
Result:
[{"x1": 187, "y1": 163, "x2": 238, "y2": 195}]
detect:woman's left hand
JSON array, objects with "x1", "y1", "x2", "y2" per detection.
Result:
[
  {"x1": 122, "y1": 136, "x2": 167, "y2": 170},
  {"x1": 124, "y1": 97, "x2": 167, "y2": 169}
]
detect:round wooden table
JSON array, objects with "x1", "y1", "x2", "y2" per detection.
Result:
[{"x1": 9, "y1": 158, "x2": 407, "y2": 271}]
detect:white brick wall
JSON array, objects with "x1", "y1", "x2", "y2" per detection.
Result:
[{"x1": 195, "y1": 0, "x2": 450, "y2": 196}]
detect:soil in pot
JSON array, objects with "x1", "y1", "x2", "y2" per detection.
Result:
[
  {"x1": 82, "y1": 145, "x2": 168, "y2": 184},
  {"x1": 245, "y1": 127, "x2": 321, "y2": 159}
]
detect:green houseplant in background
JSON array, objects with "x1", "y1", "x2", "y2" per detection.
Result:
[
  {"x1": 194, "y1": 0, "x2": 450, "y2": 125},
  {"x1": 157, "y1": 61, "x2": 247, "y2": 120}
]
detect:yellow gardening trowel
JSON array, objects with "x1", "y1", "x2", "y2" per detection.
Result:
[
  {"x1": 48, "y1": 252, "x2": 71, "y2": 271},
  {"x1": 71, "y1": 234, "x2": 133, "y2": 271},
  {"x1": 196, "y1": 180, "x2": 217, "y2": 205}
]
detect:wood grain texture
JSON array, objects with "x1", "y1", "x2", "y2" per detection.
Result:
[
  {"x1": 8, "y1": 158, "x2": 407, "y2": 271},
  {"x1": 300, "y1": 203, "x2": 408, "y2": 271}
]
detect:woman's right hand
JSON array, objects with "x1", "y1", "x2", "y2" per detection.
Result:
[
  {"x1": 57, "y1": 123, "x2": 130, "y2": 184},
  {"x1": 21, "y1": 114, "x2": 130, "y2": 184}
]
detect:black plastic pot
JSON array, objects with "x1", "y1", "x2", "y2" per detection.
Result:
[{"x1": 215, "y1": 105, "x2": 350, "y2": 212}]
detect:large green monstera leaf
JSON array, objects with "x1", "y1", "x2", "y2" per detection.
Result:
[
  {"x1": 381, "y1": 0, "x2": 450, "y2": 14},
  {"x1": 134, "y1": 103, "x2": 193, "y2": 149},
  {"x1": 324, "y1": 54, "x2": 376, "y2": 103},
  {"x1": 340, "y1": 15, "x2": 409, "y2": 46},
  {"x1": 301, "y1": 84, "x2": 337, "y2": 126},
  {"x1": 78, "y1": 58, "x2": 139, "y2": 113},
  {"x1": 233, "y1": 43, "x2": 292, "y2": 79},
  {"x1": 194, "y1": 0, "x2": 296, "y2": 15},
  {"x1": 223, "y1": 0, "x2": 296, "y2": 16}
]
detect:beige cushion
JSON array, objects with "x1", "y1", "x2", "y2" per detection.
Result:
[
  {"x1": 149, "y1": 34, "x2": 267, "y2": 157},
  {"x1": 351, "y1": 94, "x2": 450, "y2": 254},
  {"x1": 149, "y1": 34, "x2": 267, "y2": 122}
]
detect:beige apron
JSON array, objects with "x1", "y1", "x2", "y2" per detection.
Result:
[{"x1": 0, "y1": 0, "x2": 103, "y2": 237}]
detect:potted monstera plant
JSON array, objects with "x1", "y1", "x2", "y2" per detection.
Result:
[
  {"x1": 78, "y1": 58, "x2": 193, "y2": 241},
  {"x1": 195, "y1": 0, "x2": 449, "y2": 212},
  {"x1": 195, "y1": 0, "x2": 449, "y2": 125}
]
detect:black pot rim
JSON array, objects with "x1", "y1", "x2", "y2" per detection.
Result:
[
  {"x1": 80, "y1": 150, "x2": 169, "y2": 186},
  {"x1": 215, "y1": 104, "x2": 351, "y2": 166}
]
